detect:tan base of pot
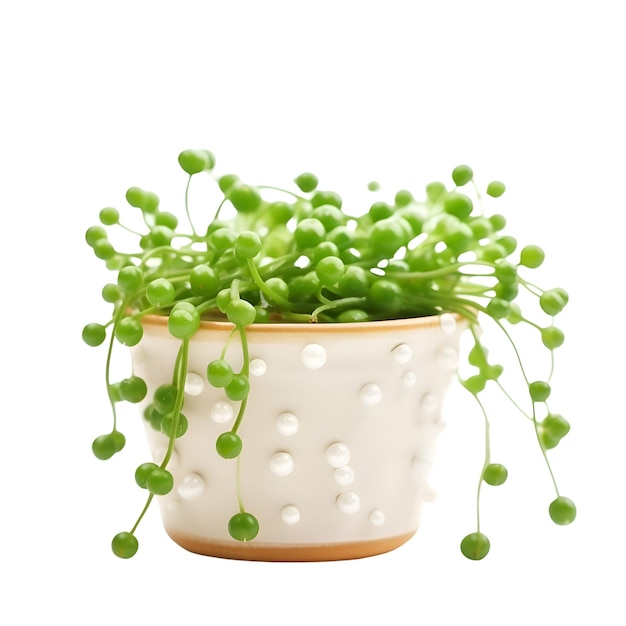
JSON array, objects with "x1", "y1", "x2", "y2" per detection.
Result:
[{"x1": 167, "y1": 529, "x2": 417, "y2": 562}]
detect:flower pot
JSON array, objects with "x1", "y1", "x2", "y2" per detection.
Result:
[{"x1": 129, "y1": 313, "x2": 466, "y2": 561}]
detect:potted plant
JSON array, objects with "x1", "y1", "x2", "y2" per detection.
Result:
[{"x1": 82, "y1": 149, "x2": 575, "y2": 561}]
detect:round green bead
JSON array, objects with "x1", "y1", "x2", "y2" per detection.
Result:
[
  {"x1": 168, "y1": 306, "x2": 200, "y2": 339},
  {"x1": 483, "y1": 463, "x2": 508, "y2": 486},
  {"x1": 85, "y1": 225, "x2": 107, "y2": 247},
  {"x1": 135, "y1": 462, "x2": 160, "y2": 488},
  {"x1": 117, "y1": 266, "x2": 143, "y2": 293},
  {"x1": 461, "y1": 375, "x2": 486, "y2": 395},
  {"x1": 120, "y1": 376, "x2": 148, "y2": 403},
  {"x1": 207, "y1": 359, "x2": 234, "y2": 388},
  {"x1": 529, "y1": 380, "x2": 551, "y2": 402},
  {"x1": 99, "y1": 207, "x2": 119, "y2": 225},
  {"x1": 227, "y1": 182, "x2": 262, "y2": 213},
  {"x1": 369, "y1": 279, "x2": 403, "y2": 312},
  {"x1": 154, "y1": 211, "x2": 179, "y2": 229},
  {"x1": 190, "y1": 265, "x2": 220, "y2": 298},
  {"x1": 311, "y1": 190, "x2": 342, "y2": 209},
  {"x1": 126, "y1": 187, "x2": 159, "y2": 212},
  {"x1": 178, "y1": 149, "x2": 215, "y2": 174},
  {"x1": 226, "y1": 299, "x2": 257, "y2": 326},
  {"x1": 111, "y1": 532, "x2": 139, "y2": 559},
  {"x1": 115, "y1": 318, "x2": 143, "y2": 346},
  {"x1": 218, "y1": 173, "x2": 239, "y2": 192},
  {"x1": 228, "y1": 512, "x2": 259, "y2": 541},
  {"x1": 486, "y1": 181, "x2": 506, "y2": 197},
  {"x1": 460, "y1": 532, "x2": 490, "y2": 560},
  {"x1": 369, "y1": 201, "x2": 393, "y2": 222},
  {"x1": 394, "y1": 189, "x2": 414, "y2": 207},
  {"x1": 311, "y1": 205, "x2": 345, "y2": 232},
  {"x1": 153, "y1": 384, "x2": 178, "y2": 415},
  {"x1": 539, "y1": 414, "x2": 570, "y2": 449},
  {"x1": 294, "y1": 218, "x2": 326, "y2": 250},
  {"x1": 146, "y1": 468, "x2": 174, "y2": 495},
  {"x1": 315, "y1": 256, "x2": 345, "y2": 286},
  {"x1": 235, "y1": 231, "x2": 262, "y2": 259},
  {"x1": 540, "y1": 289, "x2": 568, "y2": 316},
  {"x1": 451, "y1": 164, "x2": 473, "y2": 186},
  {"x1": 336, "y1": 309, "x2": 370, "y2": 322},
  {"x1": 82, "y1": 323, "x2": 106, "y2": 347},
  {"x1": 294, "y1": 172, "x2": 318, "y2": 193},
  {"x1": 443, "y1": 192, "x2": 473, "y2": 219},
  {"x1": 92, "y1": 433, "x2": 119, "y2": 460},
  {"x1": 101, "y1": 283, "x2": 121, "y2": 303},
  {"x1": 225, "y1": 374, "x2": 250, "y2": 401},
  {"x1": 216, "y1": 432, "x2": 243, "y2": 459},
  {"x1": 520, "y1": 244, "x2": 545, "y2": 268},
  {"x1": 425, "y1": 181, "x2": 446, "y2": 202},
  {"x1": 161, "y1": 413, "x2": 189, "y2": 438},
  {"x1": 93, "y1": 239, "x2": 115, "y2": 260},
  {"x1": 209, "y1": 227, "x2": 237, "y2": 252},
  {"x1": 146, "y1": 278, "x2": 175, "y2": 307},
  {"x1": 549, "y1": 496, "x2": 576, "y2": 525},
  {"x1": 541, "y1": 326, "x2": 565, "y2": 349}
]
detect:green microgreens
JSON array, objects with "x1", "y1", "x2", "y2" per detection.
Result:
[{"x1": 83, "y1": 149, "x2": 574, "y2": 560}]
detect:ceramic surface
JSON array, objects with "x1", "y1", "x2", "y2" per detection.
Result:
[{"x1": 130, "y1": 314, "x2": 466, "y2": 560}]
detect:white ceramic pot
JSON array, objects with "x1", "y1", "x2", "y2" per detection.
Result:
[{"x1": 130, "y1": 313, "x2": 466, "y2": 561}]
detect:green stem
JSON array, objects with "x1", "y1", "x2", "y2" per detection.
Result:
[
  {"x1": 495, "y1": 381, "x2": 533, "y2": 421},
  {"x1": 530, "y1": 398, "x2": 561, "y2": 496},
  {"x1": 311, "y1": 296, "x2": 368, "y2": 321},
  {"x1": 220, "y1": 326, "x2": 238, "y2": 360},
  {"x1": 185, "y1": 175, "x2": 198, "y2": 237},
  {"x1": 160, "y1": 338, "x2": 189, "y2": 468},
  {"x1": 472, "y1": 393, "x2": 491, "y2": 533},
  {"x1": 231, "y1": 325, "x2": 250, "y2": 434},
  {"x1": 257, "y1": 185, "x2": 304, "y2": 200},
  {"x1": 236, "y1": 456, "x2": 244, "y2": 514},
  {"x1": 246, "y1": 258, "x2": 292, "y2": 308},
  {"x1": 117, "y1": 222, "x2": 145, "y2": 237},
  {"x1": 106, "y1": 304, "x2": 129, "y2": 431},
  {"x1": 130, "y1": 493, "x2": 155, "y2": 535},
  {"x1": 213, "y1": 197, "x2": 227, "y2": 222},
  {"x1": 386, "y1": 260, "x2": 497, "y2": 281}
]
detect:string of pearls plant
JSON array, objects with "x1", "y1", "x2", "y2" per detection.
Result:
[{"x1": 82, "y1": 149, "x2": 575, "y2": 560}]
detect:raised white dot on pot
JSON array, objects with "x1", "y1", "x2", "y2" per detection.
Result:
[
  {"x1": 391, "y1": 343, "x2": 412, "y2": 364},
  {"x1": 325, "y1": 442, "x2": 350, "y2": 468},
  {"x1": 153, "y1": 447, "x2": 178, "y2": 467},
  {"x1": 410, "y1": 455, "x2": 431, "y2": 482},
  {"x1": 276, "y1": 412, "x2": 299, "y2": 436},
  {"x1": 420, "y1": 392, "x2": 437, "y2": 413},
  {"x1": 336, "y1": 491, "x2": 361, "y2": 514},
  {"x1": 249, "y1": 358, "x2": 267, "y2": 376},
  {"x1": 281, "y1": 504, "x2": 301, "y2": 525},
  {"x1": 210, "y1": 400, "x2": 234, "y2": 424},
  {"x1": 301, "y1": 343, "x2": 326, "y2": 369},
  {"x1": 269, "y1": 452, "x2": 295, "y2": 476},
  {"x1": 184, "y1": 372, "x2": 205, "y2": 396},
  {"x1": 439, "y1": 313, "x2": 457, "y2": 335},
  {"x1": 369, "y1": 509, "x2": 386, "y2": 527},
  {"x1": 423, "y1": 486, "x2": 438, "y2": 502},
  {"x1": 360, "y1": 382, "x2": 382, "y2": 406},
  {"x1": 402, "y1": 371, "x2": 417, "y2": 387},
  {"x1": 177, "y1": 473, "x2": 205, "y2": 499},
  {"x1": 165, "y1": 498, "x2": 179, "y2": 511},
  {"x1": 333, "y1": 465, "x2": 355, "y2": 486},
  {"x1": 437, "y1": 346, "x2": 458, "y2": 368}
]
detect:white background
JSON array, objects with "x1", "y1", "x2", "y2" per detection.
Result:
[{"x1": 1, "y1": 1, "x2": 624, "y2": 624}]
